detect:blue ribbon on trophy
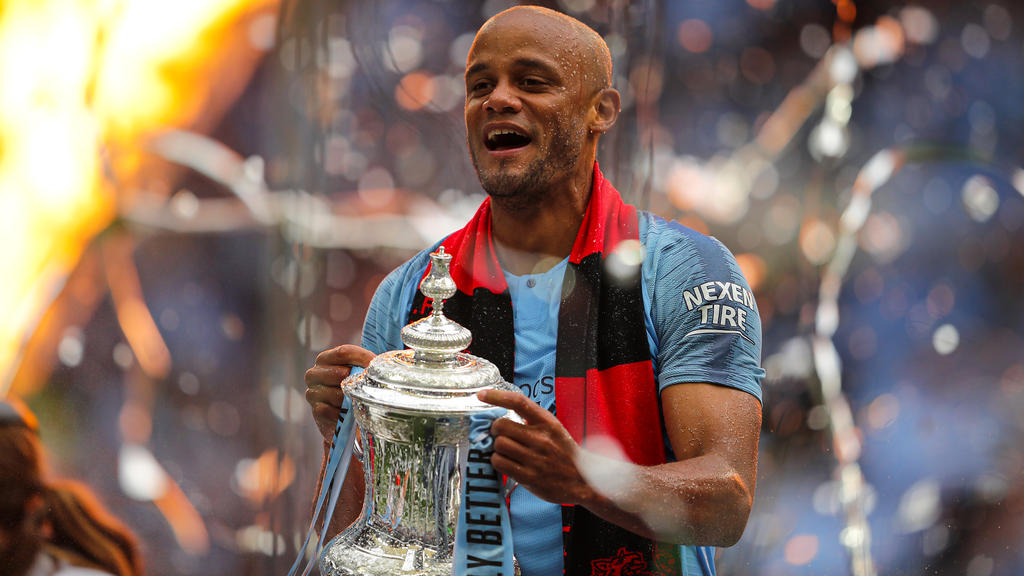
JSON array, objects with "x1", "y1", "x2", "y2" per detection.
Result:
[
  {"x1": 287, "y1": 391, "x2": 356, "y2": 576},
  {"x1": 454, "y1": 407, "x2": 516, "y2": 576}
]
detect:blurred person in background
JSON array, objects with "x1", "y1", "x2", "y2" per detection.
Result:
[
  {"x1": 305, "y1": 6, "x2": 764, "y2": 575},
  {"x1": 0, "y1": 398, "x2": 144, "y2": 576}
]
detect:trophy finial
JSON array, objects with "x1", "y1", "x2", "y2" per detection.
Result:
[
  {"x1": 419, "y1": 246, "x2": 456, "y2": 317},
  {"x1": 400, "y1": 246, "x2": 472, "y2": 362}
]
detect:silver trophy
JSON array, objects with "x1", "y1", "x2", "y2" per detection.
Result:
[{"x1": 320, "y1": 246, "x2": 520, "y2": 575}]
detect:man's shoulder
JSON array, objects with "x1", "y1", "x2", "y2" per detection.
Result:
[
  {"x1": 364, "y1": 240, "x2": 445, "y2": 354},
  {"x1": 638, "y1": 210, "x2": 734, "y2": 268},
  {"x1": 380, "y1": 239, "x2": 444, "y2": 293}
]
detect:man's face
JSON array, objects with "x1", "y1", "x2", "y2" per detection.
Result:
[{"x1": 464, "y1": 17, "x2": 591, "y2": 203}]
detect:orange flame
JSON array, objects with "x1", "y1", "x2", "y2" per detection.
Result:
[{"x1": 0, "y1": 0, "x2": 277, "y2": 394}]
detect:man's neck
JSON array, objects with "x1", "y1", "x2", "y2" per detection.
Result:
[{"x1": 489, "y1": 171, "x2": 593, "y2": 276}]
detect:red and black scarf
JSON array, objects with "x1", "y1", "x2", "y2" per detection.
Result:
[{"x1": 408, "y1": 165, "x2": 682, "y2": 575}]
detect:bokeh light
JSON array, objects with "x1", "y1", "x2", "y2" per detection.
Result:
[{"x1": 678, "y1": 19, "x2": 712, "y2": 54}]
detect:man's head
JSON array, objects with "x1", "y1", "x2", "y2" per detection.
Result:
[{"x1": 464, "y1": 6, "x2": 620, "y2": 206}]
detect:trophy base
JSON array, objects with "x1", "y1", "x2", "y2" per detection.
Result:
[{"x1": 319, "y1": 522, "x2": 452, "y2": 576}]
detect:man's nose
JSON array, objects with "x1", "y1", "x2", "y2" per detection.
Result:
[{"x1": 484, "y1": 79, "x2": 520, "y2": 113}]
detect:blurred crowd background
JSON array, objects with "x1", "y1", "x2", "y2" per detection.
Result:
[{"x1": 2, "y1": 0, "x2": 1023, "y2": 574}]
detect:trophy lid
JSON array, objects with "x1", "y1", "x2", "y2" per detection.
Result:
[{"x1": 343, "y1": 246, "x2": 511, "y2": 414}]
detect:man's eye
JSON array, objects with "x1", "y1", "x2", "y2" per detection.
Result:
[
  {"x1": 522, "y1": 78, "x2": 545, "y2": 87},
  {"x1": 471, "y1": 81, "x2": 492, "y2": 92}
]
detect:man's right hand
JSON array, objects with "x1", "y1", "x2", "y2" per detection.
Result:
[{"x1": 304, "y1": 344, "x2": 375, "y2": 444}]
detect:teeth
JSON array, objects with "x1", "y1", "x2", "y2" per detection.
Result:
[{"x1": 487, "y1": 128, "x2": 522, "y2": 140}]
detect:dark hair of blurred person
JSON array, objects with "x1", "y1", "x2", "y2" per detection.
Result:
[{"x1": 0, "y1": 398, "x2": 144, "y2": 576}]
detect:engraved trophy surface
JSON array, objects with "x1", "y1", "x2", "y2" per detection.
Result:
[{"x1": 319, "y1": 246, "x2": 518, "y2": 575}]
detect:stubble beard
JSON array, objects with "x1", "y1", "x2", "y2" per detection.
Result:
[{"x1": 470, "y1": 120, "x2": 585, "y2": 211}]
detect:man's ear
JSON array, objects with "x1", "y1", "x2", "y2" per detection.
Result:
[{"x1": 589, "y1": 88, "x2": 621, "y2": 135}]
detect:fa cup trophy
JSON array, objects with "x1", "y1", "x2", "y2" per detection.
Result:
[{"x1": 319, "y1": 247, "x2": 519, "y2": 575}]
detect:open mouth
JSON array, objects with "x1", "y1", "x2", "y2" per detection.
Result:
[{"x1": 485, "y1": 128, "x2": 532, "y2": 151}]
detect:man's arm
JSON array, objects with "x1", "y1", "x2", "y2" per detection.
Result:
[{"x1": 482, "y1": 381, "x2": 761, "y2": 546}]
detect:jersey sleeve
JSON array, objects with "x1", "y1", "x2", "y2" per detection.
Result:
[
  {"x1": 360, "y1": 247, "x2": 435, "y2": 355},
  {"x1": 645, "y1": 217, "x2": 765, "y2": 403}
]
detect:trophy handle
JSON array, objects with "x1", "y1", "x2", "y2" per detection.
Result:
[
  {"x1": 351, "y1": 427, "x2": 363, "y2": 463},
  {"x1": 493, "y1": 411, "x2": 524, "y2": 498},
  {"x1": 503, "y1": 477, "x2": 519, "y2": 498}
]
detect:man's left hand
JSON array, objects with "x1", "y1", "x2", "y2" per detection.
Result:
[{"x1": 478, "y1": 389, "x2": 590, "y2": 505}]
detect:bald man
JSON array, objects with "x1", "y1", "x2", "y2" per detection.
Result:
[{"x1": 305, "y1": 6, "x2": 765, "y2": 575}]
